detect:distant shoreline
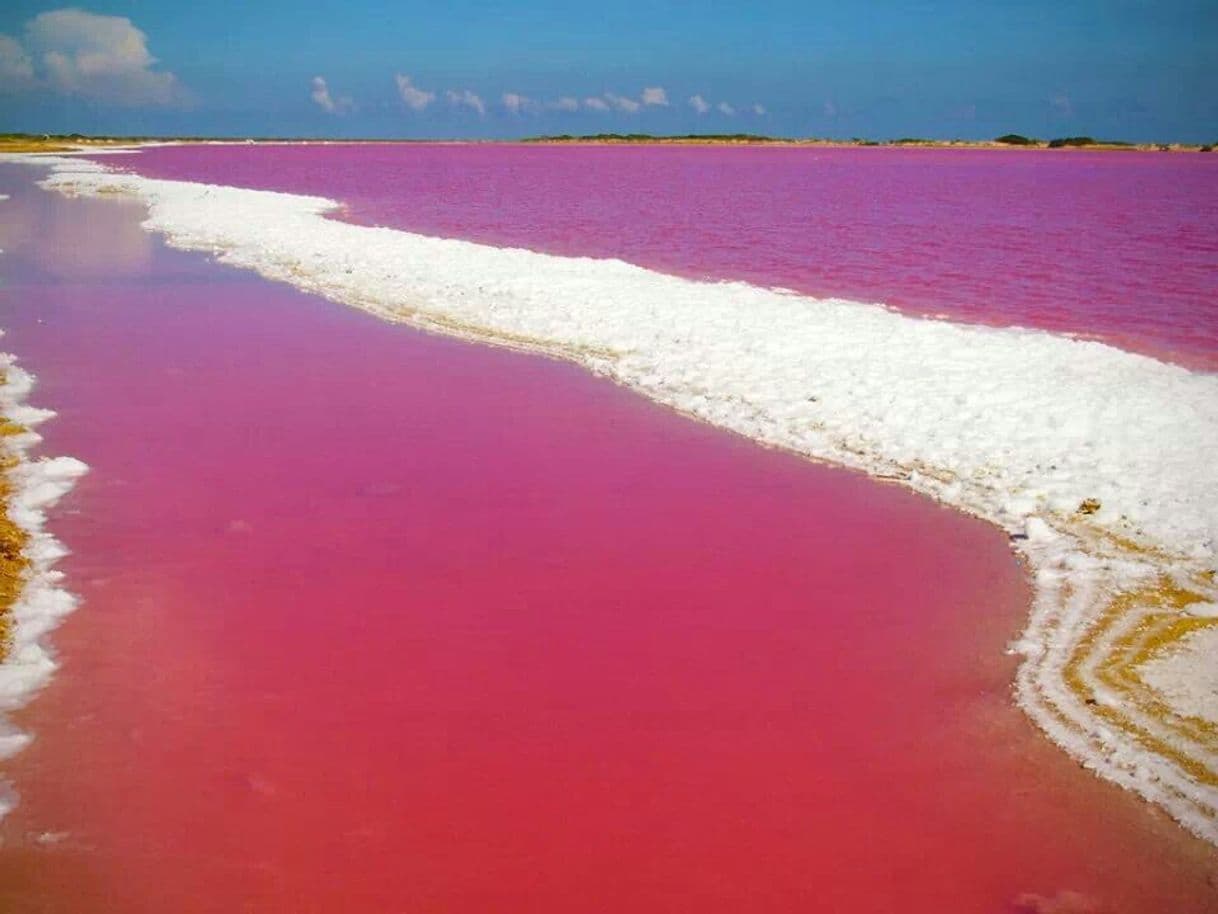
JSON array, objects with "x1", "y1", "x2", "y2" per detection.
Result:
[
  {"x1": 2, "y1": 133, "x2": 1215, "y2": 154},
  {"x1": 522, "y1": 134, "x2": 1215, "y2": 152}
]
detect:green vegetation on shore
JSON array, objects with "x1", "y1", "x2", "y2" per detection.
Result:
[{"x1": 994, "y1": 134, "x2": 1036, "y2": 146}]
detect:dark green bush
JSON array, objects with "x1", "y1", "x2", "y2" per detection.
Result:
[{"x1": 1047, "y1": 136, "x2": 1096, "y2": 148}]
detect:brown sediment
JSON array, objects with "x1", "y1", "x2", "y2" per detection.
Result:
[
  {"x1": 1083, "y1": 579, "x2": 1216, "y2": 728},
  {"x1": 0, "y1": 447, "x2": 30, "y2": 660},
  {"x1": 0, "y1": 143, "x2": 80, "y2": 154},
  {"x1": 0, "y1": 138, "x2": 143, "y2": 154},
  {"x1": 0, "y1": 417, "x2": 28, "y2": 437},
  {"x1": 1059, "y1": 563, "x2": 1218, "y2": 794},
  {"x1": 0, "y1": 366, "x2": 29, "y2": 659}
]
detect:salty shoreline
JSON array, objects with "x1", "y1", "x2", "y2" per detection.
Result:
[
  {"x1": 0, "y1": 347, "x2": 86, "y2": 815},
  {"x1": 6, "y1": 148, "x2": 1218, "y2": 846},
  {"x1": 4, "y1": 136, "x2": 1215, "y2": 153}
]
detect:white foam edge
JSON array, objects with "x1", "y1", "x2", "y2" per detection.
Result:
[
  {"x1": 0, "y1": 352, "x2": 88, "y2": 820},
  {"x1": 10, "y1": 151, "x2": 1218, "y2": 844}
]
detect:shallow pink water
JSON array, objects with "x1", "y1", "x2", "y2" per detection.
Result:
[
  {"x1": 112, "y1": 143, "x2": 1218, "y2": 370},
  {"x1": 1, "y1": 168, "x2": 1215, "y2": 911}
]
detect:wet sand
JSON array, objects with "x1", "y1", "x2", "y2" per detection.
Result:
[{"x1": 0, "y1": 166, "x2": 1214, "y2": 912}]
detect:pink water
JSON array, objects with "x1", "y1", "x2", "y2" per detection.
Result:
[
  {"x1": 110, "y1": 143, "x2": 1218, "y2": 370},
  {"x1": 0, "y1": 165, "x2": 1215, "y2": 912}
]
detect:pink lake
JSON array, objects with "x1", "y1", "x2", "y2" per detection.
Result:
[
  {"x1": 110, "y1": 143, "x2": 1218, "y2": 370},
  {"x1": 0, "y1": 161, "x2": 1214, "y2": 912}
]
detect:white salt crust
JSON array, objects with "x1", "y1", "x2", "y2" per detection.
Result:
[
  {"x1": 1140, "y1": 627, "x2": 1218, "y2": 726},
  {"x1": 0, "y1": 347, "x2": 87, "y2": 819},
  {"x1": 15, "y1": 152, "x2": 1218, "y2": 844}
]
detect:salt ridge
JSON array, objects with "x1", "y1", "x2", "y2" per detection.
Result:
[
  {"x1": 0, "y1": 345, "x2": 88, "y2": 819},
  {"x1": 18, "y1": 152, "x2": 1218, "y2": 844}
]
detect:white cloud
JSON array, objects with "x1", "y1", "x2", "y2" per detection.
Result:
[
  {"x1": 717, "y1": 101, "x2": 736, "y2": 116},
  {"x1": 641, "y1": 86, "x2": 668, "y2": 106},
  {"x1": 0, "y1": 34, "x2": 34, "y2": 88},
  {"x1": 548, "y1": 96, "x2": 580, "y2": 112},
  {"x1": 310, "y1": 76, "x2": 335, "y2": 112},
  {"x1": 689, "y1": 94, "x2": 709, "y2": 114},
  {"x1": 823, "y1": 100, "x2": 838, "y2": 118},
  {"x1": 583, "y1": 96, "x2": 609, "y2": 111},
  {"x1": 445, "y1": 88, "x2": 486, "y2": 115},
  {"x1": 502, "y1": 91, "x2": 538, "y2": 114},
  {"x1": 395, "y1": 74, "x2": 435, "y2": 111},
  {"x1": 310, "y1": 76, "x2": 352, "y2": 114},
  {"x1": 17, "y1": 8, "x2": 181, "y2": 105},
  {"x1": 605, "y1": 92, "x2": 641, "y2": 113},
  {"x1": 752, "y1": 103, "x2": 766, "y2": 116}
]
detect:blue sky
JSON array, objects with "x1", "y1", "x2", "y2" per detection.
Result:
[{"x1": 1, "y1": 2, "x2": 1215, "y2": 141}]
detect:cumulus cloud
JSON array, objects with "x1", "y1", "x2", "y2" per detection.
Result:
[
  {"x1": 0, "y1": 34, "x2": 35, "y2": 88},
  {"x1": 7, "y1": 8, "x2": 183, "y2": 105},
  {"x1": 548, "y1": 96, "x2": 580, "y2": 112},
  {"x1": 310, "y1": 76, "x2": 335, "y2": 112},
  {"x1": 717, "y1": 101, "x2": 736, "y2": 116},
  {"x1": 823, "y1": 99, "x2": 838, "y2": 118},
  {"x1": 752, "y1": 103, "x2": 766, "y2": 116},
  {"x1": 395, "y1": 74, "x2": 435, "y2": 111},
  {"x1": 445, "y1": 88, "x2": 486, "y2": 115},
  {"x1": 583, "y1": 96, "x2": 610, "y2": 111},
  {"x1": 689, "y1": 94, "x2": 710, "y2": 114},
  {"x1": 641, "y1": 86, "x2": 668, "y2": 106},
  {"x1": 502, "y1": 92, "x2": 538, "y2": 114},
  {"x1": 605, "y1": 92, "x2": 641, "y2": 113},
  {"x1": 310, "y1": 76, "x2": 352, "y2": 114}
]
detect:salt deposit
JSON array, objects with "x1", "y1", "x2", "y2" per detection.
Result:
[
  {"x1": 13, "y1": 152, "x2": 1218, "y2": 843},
  {"x1": 0, "y1": 344, "x2": 87, "y2": 817}
]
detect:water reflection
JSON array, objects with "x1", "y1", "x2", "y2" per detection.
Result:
[{"x1": 0, "y1": 164, "x2": 152, "y2": 280}]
